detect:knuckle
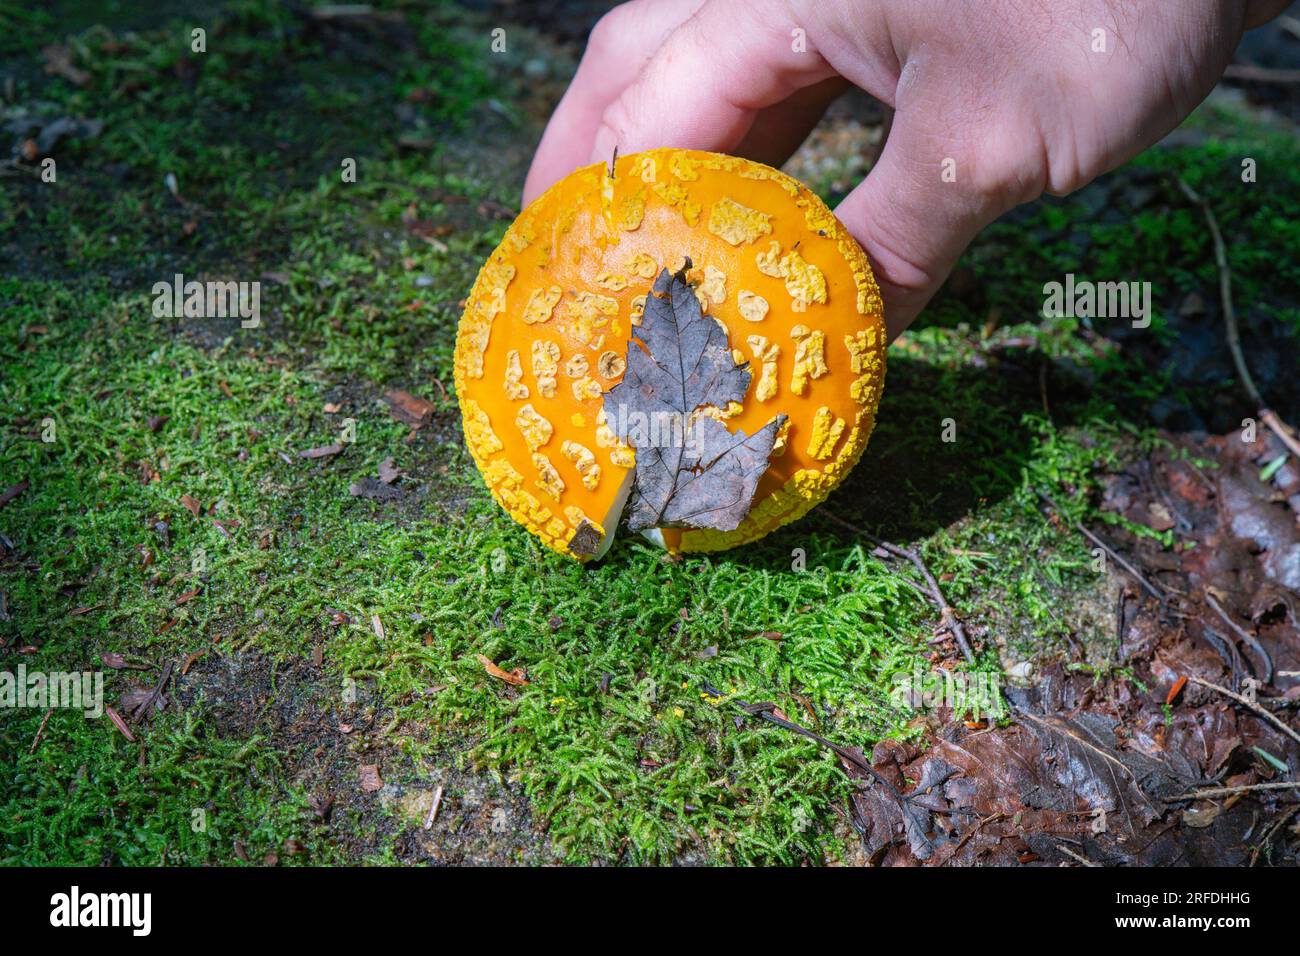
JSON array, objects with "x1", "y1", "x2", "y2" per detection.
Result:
[
  {"x1": 598, "y1": 94, "x2": 637, "y2": 145},
  {"x1": 587, "y1": 6, "x2": 631, "y2": 53},
  {"x1": 964, "y1": 123, "x2": 1051, "y2": 212}
]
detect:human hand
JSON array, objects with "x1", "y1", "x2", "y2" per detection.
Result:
[{"x1": 523, "y1": 0, "x2": 1288, "y2": 338}]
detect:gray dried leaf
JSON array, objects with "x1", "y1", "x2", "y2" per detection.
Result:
[{"x1": 603, "y1": 262, "x2": 783, "y2": 532}]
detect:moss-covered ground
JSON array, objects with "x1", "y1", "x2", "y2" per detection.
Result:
[{"x1": 3, "y1": 1, "x2": 1298, "y2": 865}]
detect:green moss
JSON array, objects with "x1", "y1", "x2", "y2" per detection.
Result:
[{"x1": 4, "y1": 4, "x2": 1297, "y2": 865}]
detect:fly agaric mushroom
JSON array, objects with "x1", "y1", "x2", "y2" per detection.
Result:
[{"x1": 455, "y1": 148, "x2": 885, "y2": 560}]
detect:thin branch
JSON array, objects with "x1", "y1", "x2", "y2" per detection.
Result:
[
  {"x1": 1036, "y1": 491, "x2": 1164, "y2": 601},
  {"x1": 1174, "y1": 175, "x2": 1300, "y2": 460},
  {"x1": 1056, "y1": 843, "x2": 1099, "y2": 867},
  {"x1": 1188, "y1": 675, "x2": 1300, "y2": 748},
  {"x1": 1260, "y1": 409, "x2": 1300, "y2": 460},
  {"x1": 703, "y1": 682, "x2": 903, "y2": 797},
  {"x1": 1175, "y1": 175, "x2": 1260, "y2": 405},
  {"x1": 1250, "y1": 806, "x2": 1299, "y2": 867},
  {"x1": 129, "y1": 660, "x2": 174, "y2": 723},
  {"x1": 29, "y1": 707, "x2": 54, "y2": 754},
  {"x1": 1224, "y1": 64, "x2": 1300, "y2": 84},
  {"x1": 1167, "y1": 781, "x2": 1300, "y2": 802},
  {"x1": 822, "y1": 513, "x2": 975, "y2": 663},
  {"x1": 1206, "y1": 591, "x2": 1273, "y2": 683},
  {"x1": 422, "y1": 785, "x2": 444, "y2": 830}
]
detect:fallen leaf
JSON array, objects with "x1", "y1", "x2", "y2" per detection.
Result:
[
  {"x1": 476, "y1": 653, "x2": 529, "y2": 686},
  {"x1": 42, "y1": 44, "x2": 91, "y2": 86},
  {"x1": 604, "y1": 263, "x2": 784, "y2": 532},
  {"x1": 119, "y1": 688, "x2": 155, "y2": 712},
  {"x1": 385, "y1": 389, "x2": 436, "y2": 427},
  {"x1": 299, "y1": 443, "x2": 343, "y2": 459},
  {"x1": 358, "y1": 764, "x2": 383, "y2": 792},
  {"x1": 181, "y1": 649, "x2": 207, "y2": 675},
  {"x1": 180, "y1": 494, "x2": 202, "y2": 516},
  {"x1": 349, "y1": 477, "x2": 403, "y2": 502},
  {"x1": 105, "y1": 706, "x2": 135, "y2": 741},
  {"x1": 0, "y1": 480, "x2": 29, "y2": 509}
]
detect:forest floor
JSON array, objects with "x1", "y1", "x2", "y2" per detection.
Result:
[{"x1": 2, "y1": 0, "x2": 1299, "y2": 865}]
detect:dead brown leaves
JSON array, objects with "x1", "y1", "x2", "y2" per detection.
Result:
[
  {"x1": 476, "y1": 654, "x2": 529, "y2": 686},
  {"x1": 385, "y1": 389, "x2": 435, "y2": 428}
]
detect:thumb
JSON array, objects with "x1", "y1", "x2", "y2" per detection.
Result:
[
  {"x1": 587, "y1": 0, "x2": 837, "y2": 165},
  {"x1": 835, "y1": 112, "x2": 1016, "y2": 340}
]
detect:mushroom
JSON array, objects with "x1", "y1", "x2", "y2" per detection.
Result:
[{"x1": 454, "y1": 148, "x2": 886, "y2": 560}]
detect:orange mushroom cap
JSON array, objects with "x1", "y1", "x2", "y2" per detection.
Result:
[{"x1": 455, "y1": 148, "x2": 886, "y2": 560}]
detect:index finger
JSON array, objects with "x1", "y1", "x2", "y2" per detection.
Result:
[{"x1": 523, "y1": 0, "x2": 706, "y2": 204}]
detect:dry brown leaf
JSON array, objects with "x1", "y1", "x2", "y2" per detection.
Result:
[
  {"x1": 105, "y1": 706, "x2": 135, "y2": 741},
  {"x1": 476, "y1": 653, "x2": 529, "y2": 686},
  {"x1": 299, "y1": 443, "x2": 343, "y2": 459},
  {"x1": 377, "y1": 457, "x2": 400, "y2": 484},
  {"x1": 385, "y1": 390, "x2": 435, "y2": 427},
  {"x1": 42, "y1": 44, "x2": 91, "y2": 86}
]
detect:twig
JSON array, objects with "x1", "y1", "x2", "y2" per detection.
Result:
[
  {"x1": 822, "y1": 513, "x2": 975, "y2": 663},
  {"x1": 423, "y1": 785, "x2": 444, "y2": 829},
  {"x1": 702, "y1": 682, "x2": 903, "y2": 797},
  {"x1": 1174, "y1": 175, "x2": 1300, "y2": 460},
  {"x1": 1250, "y1": 806, "x2": 1298, "y2": 867},
  {"x1": 1167, "y1": 781, "x2": 1300, "y2": 802},
  {"x1": 1188, "y1": 675, "x2": 1300, "y2": 748},
  {"x1": 1036, "y1": 491, "x2": 1164, "y2": 601},
  {"x1": 129, "y1": 660, "x2": 174, "y2": 723},
  {"x1": 1056, "y1": 843, "x2": 1099, "y2": 867},
  {"x1": 29, "y1": 707, "x2": 54, "y2": 754},
  {"x1": 1260, "y1": 409, "x2": 1300, "y2": 460},
  {"x1": 0, "y1": 479, "x2": 28, "y2": 509},
  {"x1": 706, "y1": 682, "x2": 986, "y2": 823},
  {"x1": 1039, "y1": 360, "x2": 1052, "y2": 421},
  {"x1": 1224, "y1": 64, "x2": 1300, "y2": 84},
  {"x1": 1206, "y1": 592, "x2": 1273, "y2": 683},
  {"x1": 1114, "y1": 589, "x2": 1130, "y2": 661}
]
